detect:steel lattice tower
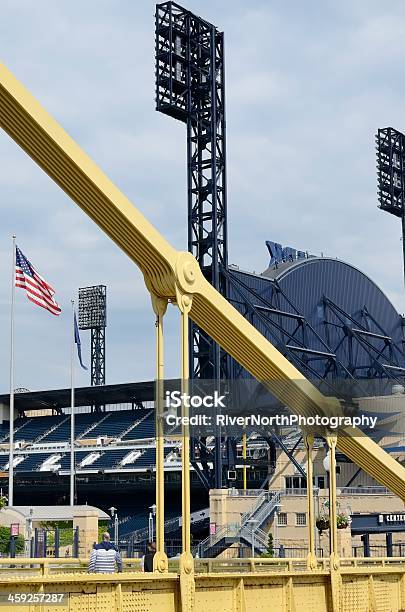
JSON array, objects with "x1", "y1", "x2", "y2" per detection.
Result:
[
  {"x1": 376, "y1": 127, "x2": 405, "y2": 287},
  {"x1": 155, "y1": 1, "x2": 228, "y2": 487},
  {"x1": 78, "y1": 285, "x2": 107, "y2": 387}
]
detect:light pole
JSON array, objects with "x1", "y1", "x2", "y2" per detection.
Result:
[
  {"x1": 323, "y1": 440, "x2": 338, "y2": 566},
  {"x1": 313, "y1": 486, "x2": 320, "y2": 555},
  {"x1": 274, "y1": 510, "x2": 278, "y2": 550},
  {"x1": 323, "y1": 450, "x2": 332, "y2": 558},
  {"x1": 149, "y1": 504, "x2": 156, "y2": 542},
  {"x1": 323, "y1": 450, "x2": 331, "y2": 527},
  {"x1": 25, "y1": 507, "x2": 33, "y2": 557},
  {"x1": 246, "y1": 518, "x2": 258, "y2": 557},
  {"x1": 109, "y1": 506, "x2": 118, "y2": 546}
]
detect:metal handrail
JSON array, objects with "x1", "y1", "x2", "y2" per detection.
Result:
[
  {"x1": 128, "y1": 506, "x2": 210, "y2": 542},
  {"x1": 240, "y1": 489, "x2": 268, "y2": 527},
  {"x1": 251, "y1": 492, "x2": 281, "y2": 527},
  {"x1": 196, "y1": 525, "x2": 230, "y2": 555},
  {"x1": 239, "y1": 525, "x2": 268, "y2": 549},
  {"x1": 227, "y1": 488, "x2": 265, "y2": 497},
  {"x1": 338, "y1": 486, "x2": 390, "y2": 495},
  {"x1": 193, "y1": 557, "x2": 330, "y2": 573},
  {"x1": 282, "y1": 486, "x2": 390, "y2": 496},
  {"x1": 0, "y1": 556, "x2": 403, "y2": 576},
  {"x1": 128, "y1": 515, "x2": 180, "y2": 542}
]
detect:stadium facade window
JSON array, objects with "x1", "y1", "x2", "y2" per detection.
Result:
[
  {"x1": 285, "y1": 476, "x2": 307, "y2": 489},
  {"x1": 314, "y1": 476, "x2": 325, "y2": 489},
  {"x1": 296, "y1": 512, "x2": 306, "y2": 526},
  {"x1": 277, "y1": 512, "x2": 287, "y2": 526}
]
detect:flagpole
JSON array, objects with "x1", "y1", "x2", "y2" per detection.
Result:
[
  {"x1": 8, "y1": 236, "x2": 16, "y2": 507},
  {"x1": 70, "y1": 299, "x2": 75, "y2": 506}
]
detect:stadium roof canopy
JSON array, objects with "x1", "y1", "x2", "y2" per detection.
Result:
[
  {"x1": 0, "y1": 382, "x2": 156, "y2": 412},
  {"x1": 228, "y1": 254, "x2": 405, "y2": 383}
]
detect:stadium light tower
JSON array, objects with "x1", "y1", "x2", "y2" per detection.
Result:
[
  {"x1": 376, "y1": 127, "x2": 405, "y2": 286},
  {"x1": 78, "y1": 285, "x2": 107, "y2": 386},
  {"x1": 155, "y1": 2, "x2": 228, "y2": 487}
]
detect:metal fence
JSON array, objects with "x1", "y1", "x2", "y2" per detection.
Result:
[
  {"x1": 32, "y1": 528, "x2": 79, "y2": 558},
  {"x1": 353, "y1": 544, "x2": 405, "y2": 558},
  {"x1": 273, "y1": 547, "x2": 324, "y2": 559}
]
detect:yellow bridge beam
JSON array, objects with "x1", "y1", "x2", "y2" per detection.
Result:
[
  {"x1": 0, "y1": 61, "x2": 405, "y2": 500},
  {"x1": 0, "y1": 557, "x2": 403, "y2": 612}
]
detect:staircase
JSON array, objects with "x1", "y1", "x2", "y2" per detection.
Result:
[
  {"x1": 241, "y1": 490, "x2": 281, "y2": 531},
  {"x1": 196, "y1": 491, "x2": 281, "y2": 558}
]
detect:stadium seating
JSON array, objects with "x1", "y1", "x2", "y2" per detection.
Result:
[
  {"x1": 118, "y1": 506, "x2": 181, "y2": 536},
  {"x1": 131, "y1": 448, "x2": 156, "y2": 468},
  {"x1": 14, "y1": 453, "x2": 54, "y2": 472},
  {"x1": 0, "y1": 447, "x2": 162, "y2": 474},
  {"x1": 58, "y1": 451, "x2": 93, "y2": 470},
  {"x1": 119, "y1": 512, "x2": 148, "y2": 535},
  {"x1": 0, "y1": 421, "x2": 12, "y2": 440},
  {"x1": 0, "y1": 409, "x2": 157, "y2": 446},
  {"x1": 122, "y1": 413, "x2": 155, "y2": 440},
  {"x1": 86, "y1": 449, "x2": 130, "y2": 470},
  {"x1": 10, "y1": 416, "x2": 65, "y2": 442},
  {"x1": 81, "y1": 410, "x2": 146, "y2": 439},
  {"x1": 0, "y1": 408, "x2": 166, "y2": 476},
  {"x1": 42, "y1": 413, "x2": 100, "y2": 442}
]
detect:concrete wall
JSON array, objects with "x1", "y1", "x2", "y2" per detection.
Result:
[
  {"x1": 73, "y1": 510, "x2": 99, "y2": 556},
  {"x1": 267, "y1": 447, "x2": 392, "y2": 490},
  {"x1": 209, "y1": 489, "x2": 259, "y2": 529},
  {"x1": 0, "y1": 404, "x2": 10, "y2": 425}
]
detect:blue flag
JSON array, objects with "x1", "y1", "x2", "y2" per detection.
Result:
[{"x1": 74, "y1": 312, "x2": 88, "y2": 370}]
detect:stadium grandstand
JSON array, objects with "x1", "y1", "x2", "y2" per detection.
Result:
[{"x1": 0, "y1": 382, "x2": 213, "y2": 551}]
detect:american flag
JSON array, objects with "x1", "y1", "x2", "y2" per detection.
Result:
[{"x1": 15, "y1": 246, "x2": 61, "y2": 316}]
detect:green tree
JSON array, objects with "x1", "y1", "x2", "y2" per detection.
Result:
[
  {"x1": 0, "y1": 526, "x2": 24, "y2": 555},
  {"x1": 261, "y1": 532, "x2": 274, "y2": 558},
  {"x1": 98, "y1": 521, "x2": 110, "y2": 542},
  {"x1": 39, "y1": 521, "x2": 74, "y2": 547}
]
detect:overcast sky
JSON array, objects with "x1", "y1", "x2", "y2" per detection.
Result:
[{"x1": 0, "y1": 0, "x2": 404, "y2": 393}]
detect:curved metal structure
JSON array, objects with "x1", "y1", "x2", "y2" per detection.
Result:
[{"x1": 228, "y1": 256, "x2": 405, "y2": 384}]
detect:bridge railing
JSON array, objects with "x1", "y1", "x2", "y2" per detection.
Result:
[
  {"x1": 0, "y1": 554, "x2": 404, "y2": 577},
  {"x1": 0, "y1": 557, "x2": 142, "y2": 576}
]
